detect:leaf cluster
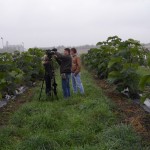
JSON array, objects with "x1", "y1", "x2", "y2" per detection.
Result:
[
  {"x1": 0, "y1": 48, "x2": 45, "y2": 98},
  {"x1": 82, "y1": 36, "x2": 150, "y2": 100}
]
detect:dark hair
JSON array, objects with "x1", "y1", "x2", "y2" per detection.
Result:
[
  {"x1": 64, "y1": 48, "x2": 70, "y2": 54},
  {"x1": 70, "y1": 48, "x2": 77, "y2": 53}
]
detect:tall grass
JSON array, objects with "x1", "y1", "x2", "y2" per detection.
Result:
[{"x1": 0, "y1": 69, "x2": 148, "y2": 150}]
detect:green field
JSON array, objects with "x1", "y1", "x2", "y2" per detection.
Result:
[{"x1": 0, "y1": 69, "x2": 148, "y2": 150}]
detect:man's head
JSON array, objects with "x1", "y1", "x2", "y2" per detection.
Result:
[
  {"x1": 64, "y1": 48, "x2": 70, "y2": 56},
  {"x1": 70, "y1": 48, "x2": 77, "y2": 55}
]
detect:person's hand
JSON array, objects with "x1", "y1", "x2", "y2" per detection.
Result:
[{"x1": 74, "y1": 72, "x2": 78, "y2": 76}]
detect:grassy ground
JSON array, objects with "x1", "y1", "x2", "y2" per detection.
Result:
[{"x1": 0, "y1": 69, "x2": 148, "y2": 150}]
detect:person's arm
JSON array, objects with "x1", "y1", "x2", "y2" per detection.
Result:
[
  {"x1": 55, "y1": 57, "x2": 61, "y2": 65},
  {"x1": 53, "y1": 52, "x2": 62, "y2": 65},
  {"x1": 55, "y1": 52, "x2": 63, "y2": 59},
  {"x1": 74, "y1": 56, "x2": 81, "y2": 75},
  {"x1": 55, "y1": 52, "x2": 69, "y2": 60}
]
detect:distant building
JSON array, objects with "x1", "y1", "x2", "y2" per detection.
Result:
[{"x1": 0, "y1": 41, "x2": 24, "y2": 53}]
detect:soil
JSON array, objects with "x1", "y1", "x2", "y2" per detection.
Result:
[{"x1": 94, "y1": 76, "x2": 150, "y2": 145}]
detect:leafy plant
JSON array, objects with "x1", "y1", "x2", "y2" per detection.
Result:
[
  {"x1": 139, "y1": 53, "x2": 150, "y2": 102},
  {"x1": 0, "y1": 48, "x2": 45, "y2": 99},
  {"x1": 82, "y1": 36, "x2": 149, "y2": 100}
]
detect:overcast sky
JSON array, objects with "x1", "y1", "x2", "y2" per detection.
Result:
[{"x1": 0, "y1": 0, "x2": 150, "y2": 48}]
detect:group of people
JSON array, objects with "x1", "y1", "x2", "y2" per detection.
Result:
[{"x1": 42, "y1": 48, "x2": 84, "y2": 99}]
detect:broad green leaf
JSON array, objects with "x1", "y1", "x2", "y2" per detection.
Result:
[
  {"x1": 9, "y1": 71, "x2": 18, "y2": 78},
  {"x1": 96, "y1": 42, "x2": 103, "y2": 46},
  {"x1": 108, "y1": 57, "x2": 122, "y2": 68},
  {"x1": 108, "y1": 71, "x2": 121, "y2": 83},
  {"x1": 122, "y1": 63, "x2": 139, "y2": 70},
  {"x1": 139, "y1": 75, "x2": 150, "y2": 90},
  {"x1": 0, "y1": 79, "x2": 6, "y2": 84}
]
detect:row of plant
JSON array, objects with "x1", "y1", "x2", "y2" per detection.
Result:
[
  {"x1": 0, "y1": 48, "x2": 45, "y2": 100},
  {"x1": 82, "y1": 36, "x2": 150, "y2": 101}
]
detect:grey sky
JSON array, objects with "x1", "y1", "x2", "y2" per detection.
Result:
[{"x1": 0, "y1": 0, "x2": 150, "y2": 48}]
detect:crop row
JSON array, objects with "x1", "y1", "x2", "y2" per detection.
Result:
[
  {"x1": 82, "y1": 36, "x2": 150, "y2": 102},
  {"x1": 0, "y1": 48, "x2": 44, "y2": 99}
]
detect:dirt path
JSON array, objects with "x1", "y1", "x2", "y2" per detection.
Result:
[{"x1": 94, "y1": 77, "x2": 150, "y2": 145}]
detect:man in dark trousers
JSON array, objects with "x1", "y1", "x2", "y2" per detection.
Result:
[
  {"x1": 42, "y1": 53, "x2": 53, "y2": 96},
  {"x1": 55, "y1": 48, "x2": 72, "y2": 98}
]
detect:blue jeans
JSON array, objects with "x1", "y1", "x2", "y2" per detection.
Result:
[
  {"x1": 71, "y1": 73, "x2": 84, "y2": 94},
  {"x1": 62, "y1": 73, "x2": 71, "y2": 98}
]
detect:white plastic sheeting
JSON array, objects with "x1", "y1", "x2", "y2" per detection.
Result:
[{"x1": 0, "y1": 86, "x2": 28, "y2": 108}]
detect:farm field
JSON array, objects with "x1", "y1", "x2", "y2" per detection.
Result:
[
  {"x1": 0, "y1": 68, "x2": 149, "y2": 150},
  {"x1": 0, "y1": 36, "x2": 150, "y2": 150}
]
